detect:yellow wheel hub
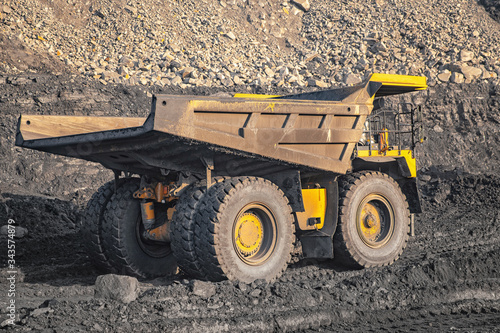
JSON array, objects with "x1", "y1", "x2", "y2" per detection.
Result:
[
  {"x1": 356, "y1": 194, "x2": 394, "y2": 248},
  {"x1": 359, "y1": 202, "x2": 382, "y2": 242},
  {"x1": 234, "y1": 213, "x2": 263, "y2": 256}
]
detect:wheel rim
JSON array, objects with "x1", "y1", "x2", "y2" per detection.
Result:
[
  {"x1": 233, "y1": 203, "x2": 277, "y2": 265},
  {"x1": 356, "y1": 194, "x2": 395, "y2": 248},
  {"x1": 135, "y1": 215, "x2": 171, "y2": 258}
]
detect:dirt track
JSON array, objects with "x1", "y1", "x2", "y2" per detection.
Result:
[
  {"x1": 0, "y1": 74, "x2": 499, "y2": 332},
  {"x1": 1, "y1": 170, "x2": 500, "y2": 332}
]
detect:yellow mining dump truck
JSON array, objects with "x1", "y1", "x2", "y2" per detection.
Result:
[{"x1": 16, "y1": 73, "x2": 427, "y2": 282}]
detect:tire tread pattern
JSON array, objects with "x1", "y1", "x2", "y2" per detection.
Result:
[
  {"x1": 193, "y1": 177, "x2": 295, "y2": 282},
  {"x1": 334, "y1": 171, "x2": 410, "y2": 268},
  {"x1": 82, "y1": 180, "x2": 117, "y2": 273},
  {"x1": 101, "y1": 179, "x2": 150, "y2": 278},
  {"x1": 170, "y1": 177, "x2": 228, "y2": 279}
]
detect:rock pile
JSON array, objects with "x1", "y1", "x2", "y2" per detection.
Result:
[
  {"x1": 301, "y1": 0, "x2": 500, "y2": 86},
  {"x1": 1, "y1": 0, "x2": 499, "y2": 90}
]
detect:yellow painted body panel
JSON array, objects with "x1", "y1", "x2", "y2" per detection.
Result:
[
  {"x1": 296, "y1": 189, "x2": 327, "y2": 230},
  {"x1": 369, "y1": 73, "x2": 428, "y2": 90},
  {"x1": 356, "y1": 149, "x2": 417, "y2": 178},
  {"x1": 234, "y1": 74, "x2": 427, "y2": 100}
]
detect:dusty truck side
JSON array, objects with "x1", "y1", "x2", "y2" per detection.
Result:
[{"x1": 15, "y1": 73, "x2": 427, "y2": 283}]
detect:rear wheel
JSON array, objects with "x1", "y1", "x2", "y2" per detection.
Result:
[
  {"x1": 82, "y1": 180, "x2": 116, "y2": 273},
  {"x1": 170, "y1": 177, "x2": 231, "y2": 279},
  {"x1": 194, "y1": 177, "x2": 295, "y2": 283},
  {"x1": 102, "y1": 179, "x2": 177, "y2": 278},
  {"x1": 334, "y1": 171, "x2": 410, "y2": 268}
]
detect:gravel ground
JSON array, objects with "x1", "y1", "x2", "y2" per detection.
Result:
[{"x1": 0, "y1": 166, "x2": 499, "y2": 332}]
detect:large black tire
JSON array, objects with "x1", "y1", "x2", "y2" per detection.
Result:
[
  {"x1": 82, "y1": 180, "x2": 117, "y2": 273},
  {"x1": 194, "y1": 177, "x2": 295, "y2": 283},
  {"x1": 334, "y1": 171, "x2": 410, "y2": 268},
  {"x1": 102, "y1": 179, "x2": 177, "y2": 278},
  {"x1": 170, "y1": 178, "x2": 228, "y2": 280}
]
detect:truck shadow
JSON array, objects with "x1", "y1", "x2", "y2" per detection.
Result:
[{"x1": 0, "y1": 192, "x2": 98, "y2": 286}]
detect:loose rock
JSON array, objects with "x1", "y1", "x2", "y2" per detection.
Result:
[
  {"x1": 94, "y1": 274, "x2": 139, "y2": 304},
  {"x1": 1, "y1": 4, "x2": 12, "y2": 14},
  {"x1": 433, "y1": 125, "x2": 444, "y2": 133},
  {"x1": 250, "y1": 289, "x2": 262, "y2": 297},
  {"x1": 437, "y1": 71, "x2": 451, "y2": 82},
  {"x1": 225, "y1": 31, "x2": 236, "y2": 40},
  {"x1": 343, "y1": 74, "x2": 362, "y2": 85},
  {"x1": 192, "y1": 280, "x2": 216, "y2": 299},
  {"x1": 461, "y1": 66, "x2": 482, "y2": 81},
  {"x1": 459, "y1": 50, "x2": 474, "y2": 62},
  {"x1": 1, "y1": 0, "x2": 498, "y2": 87},
  {"x1": 31, "y1": 307, "x2": 52, "y2": 317},
  {"x1": 451, "y1": 72, "x2": 464, "y2": 84}
]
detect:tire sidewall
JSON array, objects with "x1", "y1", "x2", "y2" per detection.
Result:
[
  {"x1": 216, "y1": 181, "x2": 293, "y2": 282},
  {"x1": 169, "y1": 182, "x2": 207, "y2": 278},
  {"x1": 344, "y1": 176, "x2": 409, "y2": 265},
  {"x1": 106, "y1": 181, "x2": 176, "y2": 278}
]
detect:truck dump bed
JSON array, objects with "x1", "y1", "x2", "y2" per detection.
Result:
[{"x1": 16, "y1": 74, "x2": 426, "y2": 178}]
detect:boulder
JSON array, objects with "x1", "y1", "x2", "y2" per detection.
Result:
[
  {"x1": 343, "y1": 74, "x2": 362, "y2": 85},
  {"x1": 461, "y1": 65, "x2": 482, "y2": 81},
  {"x1": 459, "y1": 50, "x2": 474, "y2": 62},
  {"x1": 94, "y1": 274, "x2": 139, "y2": 304},
  {"x1": 437, "y1": 71, "x2": 451, "y2": 82}
]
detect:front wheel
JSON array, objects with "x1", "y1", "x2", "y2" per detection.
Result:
[
  {"x1": 334, "y1": 171, "x2": 410, "y2": 268},
  {"x1": 194, "y1": 177, "x2": 295, "y2": 283}
]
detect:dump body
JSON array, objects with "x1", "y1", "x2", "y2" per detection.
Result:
[{"x1": 15, "y1": 74, "x2": 427, "y2": 178}]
